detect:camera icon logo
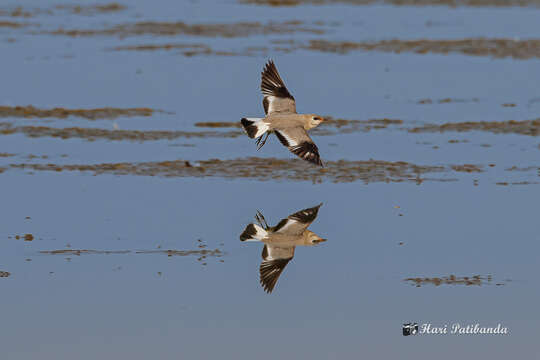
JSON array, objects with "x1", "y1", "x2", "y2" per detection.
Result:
[{"x1": 403, "y1": 322, "x2": 419, "y2": 336}]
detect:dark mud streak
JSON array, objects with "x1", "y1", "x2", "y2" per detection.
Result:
[
  {"x1": 0, "y1": 3, "x2": 126, "y2": 18},
  {"x1": 409, "y1": 119, "x2": 540, "y2": 136},
  {"x1": 43, "y1": 21, "x2": 324, "y2": 38},
  {"x1": 0, "y1": 21, "x2": 29, "y2": 28},
  {"x1": 305, "y1": 39, "x2": 540, "y2": 60},
  {"x1": 40, "y1": 248, "x2": 223, "y2": 257},
  {"x1": 451, "y1": 164, "x2": 483, "y2": 173},
  {"x1": 7, "y1": 158, "x2": 468, "y2": 184},
  {"x1": 0, "y1": 105, "x2": 155, "y2": 120},
  {"x1": 122, "y1": 38, "x2": 540, "y2": 60},
  {"x1": 0, "y1": 124, "x2": 242, "y2": 141},
  {"x1": 110, "y1": 43, "x2": 209, "y2": 51},
  {"x1": 0, "y1": 117, "x2": 404, "y2": 142},
  {"x1": 195, "y1": 117, "x2": 404, "y2": 135},
  {"x1": 417, "y1": 98, "x2": 480, "y2": 104},
  {"x1": 54, "y1": 3, "x2": 126, "y2": 15},
  {"x1": 240, "y1": 0, "x2": 540, "y2": 7},
  {"x1": 405, "y1": 275, "x2": 494, "y2": 287},
  {"x1": 109, "y1": 43, "x2": 269, "y2": 57},
  {"x1": 135, "y1": 249, "x2": 223, "y2": 257}
]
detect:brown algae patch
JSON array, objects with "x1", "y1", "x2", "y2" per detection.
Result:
[
  {"x1": 405, "y1": 275, "x2": 493, "y2": 287},
  {"x1": 8, "y1": 158, "x2": 459, "y2": 184},
  {"x1": 410, "y1": 119, "x2": 540, "y2": 136},
  {"x1": 240, "y1": 0, "x2": 540, "y2": 7},
  {"x1": 305, "y1": 38, "x2": 540, "y2": 60},
  {"x1": 0, "y1": 105, "x2": 155, "y2": 120},
  {"x1": 0, "y1": 124, "x2": 242, "y2": 141},
  {"x1": 45, "y1": 20, "x2": 324, "y2": 38}
]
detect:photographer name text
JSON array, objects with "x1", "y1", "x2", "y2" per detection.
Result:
[{"x1": 420, "y1": 323, "x2": 508, "y2": 335}]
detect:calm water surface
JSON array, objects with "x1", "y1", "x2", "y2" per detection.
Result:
[{"x1": 1, "y1": 0, "x2": 539, "y2": 358}]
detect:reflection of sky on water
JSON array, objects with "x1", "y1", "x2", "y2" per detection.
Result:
[{"x1": 1, "y1": 0, "x2": 539, "y2": 358}]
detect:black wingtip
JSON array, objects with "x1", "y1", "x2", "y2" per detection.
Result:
[
  {"x1": 240, "y1": 223, "x2": 256, "y2": 241},
  {"x1": 291, "y1": 141, "x2": 322, "y2": 167},
  {"x1": 260, "y1": 60, "x2": 294, "y2": 100},
  {"x1": 259, "y1": 258, "x2": 291, "y2": 294},
  {"x1": 240, "y1": 118, "x2": 258, "y2": 139}
]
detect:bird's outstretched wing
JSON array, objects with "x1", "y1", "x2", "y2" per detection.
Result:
[
  {"x1": 260, "y1": 245, "x2": 295, "y2": 293},
  {"x1": 261, "y1": 60, "x2": 296, "y2": 115},
  {"x1": 272, "y1": 203, "x2": 323, "y2": 236},
  {"x1": 274, "y1": 127, "x2": 323, "y2": 166}
]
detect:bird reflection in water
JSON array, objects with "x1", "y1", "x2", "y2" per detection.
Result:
[{"x1": 240, "y1": 203, "x2": 326, "y2": 293}]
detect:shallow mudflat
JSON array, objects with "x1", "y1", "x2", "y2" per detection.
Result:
[
  {"x1": 305, "y1": 39, "x2": 540, "y2": 60},
  {"x1": 43, "y1": 20, "x2": 325, "y2": 38},
  {"x1": 240, "y1": 0, "x2": 540, "y2": 6},
  {"x1": 0, "y1": 105, "x2": 155, "y2": 120},
  {"x1": 409, "y1": 119, "x2": 540, "y2": 136}
]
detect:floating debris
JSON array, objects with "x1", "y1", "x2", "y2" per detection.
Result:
[{"x1": 0, "y1": 271, "x2": 10, "y2": 278}]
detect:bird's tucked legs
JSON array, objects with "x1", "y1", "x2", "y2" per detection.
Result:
[
  {"x1": 255, "y1": 210, "x2": 269, "y2": 230},
  {"x1": 256, "y1": 132, "x2": 270, "y2": 150}
]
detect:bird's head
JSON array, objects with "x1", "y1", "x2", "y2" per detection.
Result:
[
  {"x1": 303, "y1": 230, "x2": 327, "y2": 246},
  {"x1": 307, "y1": 114, "x2": 325, "y2": 129}
]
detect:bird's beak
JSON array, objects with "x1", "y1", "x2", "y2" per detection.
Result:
[{"x1": 313, "y1": 239, "x2": 327, "y2": 243}]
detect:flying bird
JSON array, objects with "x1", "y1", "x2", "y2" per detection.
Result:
[
  {"x1": 240, "y1": 60, "x2": 326, "y2": 166},
  {"x1": 240, "y1": 203, "x2": 326, "y2": 293}
]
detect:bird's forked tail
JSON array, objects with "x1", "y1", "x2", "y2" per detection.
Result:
[
  {"x1": 240, "y1": 223, "x2": 268, "y2": 242},
  {"x1": 241, "y1": 118, "x2": 269, "y2": 139}
]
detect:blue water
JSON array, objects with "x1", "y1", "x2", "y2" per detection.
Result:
[{"x1": 1, "y1": 1, "x2": 539, "y2": 359}]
